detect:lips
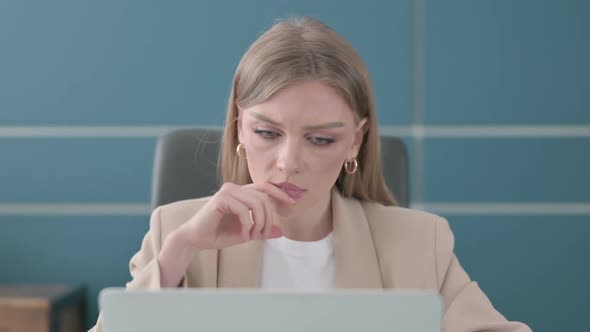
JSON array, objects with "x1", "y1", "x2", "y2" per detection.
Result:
[{"x1": 272, "y1": 182, "x2": 306, "y2": 200}]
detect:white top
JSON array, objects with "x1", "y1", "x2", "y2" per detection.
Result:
[{"x1": 259, "y1": 232, "x2": 335, "y2": 290}]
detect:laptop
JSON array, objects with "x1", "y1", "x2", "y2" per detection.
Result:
[{"x1": 99, "y1": 288, "x2": 442, "y2": 332}]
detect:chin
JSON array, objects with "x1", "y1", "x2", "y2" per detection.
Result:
[{"x1": 276, "y1": 203, "x2": 297, "y2": 217}]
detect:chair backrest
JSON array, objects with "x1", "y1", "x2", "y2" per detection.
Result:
[{"x1": 151, "y1": 128, "x2": 409, "y2": 210}]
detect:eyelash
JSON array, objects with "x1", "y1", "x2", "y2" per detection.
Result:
[{"x1": 252, "y1": 128, "x2": 335, "y2": 148}]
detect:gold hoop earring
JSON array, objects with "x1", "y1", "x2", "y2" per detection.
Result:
[
  {"x1": 344, "y1": 158, "x2": 358, "y2": 174},
  {"x1": 236, "y1": 143, "x2": 247, "y2": 160}
]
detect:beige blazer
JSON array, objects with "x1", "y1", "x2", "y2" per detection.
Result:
[{"x1": 90, "y1": 188, "x2": 531, "y2": 332}]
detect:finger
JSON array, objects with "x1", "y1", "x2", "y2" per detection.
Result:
[
  {"x1": 230, "y1": 189, "x2": 266, "y2": 239},
  {"x1": 249, "y1": 190, "x2": 274, "y2": 238},
  {"x1": 220, "y1": 195, "x2": 254, "y2": 241},
  {"x1": 263, "y1": 200, "x2": 273, "y2": 238},
  {"x1": 248, "y1": 182, "x2": 297, "y2": 205},
  {"x1": 230, "y1": 189, "x2": 266, "y2": 240},
  {"x1": 248, "y1": 210, "x2": 254, "y2": 227}
]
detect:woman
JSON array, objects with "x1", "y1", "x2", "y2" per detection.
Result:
[{"x1": 90, "y1": 17, "x2": 531, "y2": 331}]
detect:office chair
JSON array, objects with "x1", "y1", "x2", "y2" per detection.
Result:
[{"x1": 151, "y1": 128, "x2": 409, "y2": 210}]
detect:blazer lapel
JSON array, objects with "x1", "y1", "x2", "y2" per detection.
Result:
[
  {"x1": 332, "y1": 188, "x2": 384, "y2": 289},
  {"x1": 217, "y1": 240, "x2": 263, "y2": 288},
  {"x1": 216, "y1": 188, "x2": 384, "y2": 289}
]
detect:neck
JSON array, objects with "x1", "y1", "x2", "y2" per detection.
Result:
[{"x1": 276, "y1": 192, "x2": 333, "y2": 242}]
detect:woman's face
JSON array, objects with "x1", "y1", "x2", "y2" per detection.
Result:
[{"x1": 238, "y1": 80, "x2": 367, "y2": 216}]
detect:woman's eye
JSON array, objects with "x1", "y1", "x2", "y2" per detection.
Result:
[
  {"x1": 309, "y1": 136, "x2": 335, "y2": 147},
  {"x1": 253, "y1": 128, "x2": 334, "y2": 147},
  {"x1": 253, "y1": 128, "x2": 278, "y2": 139}
]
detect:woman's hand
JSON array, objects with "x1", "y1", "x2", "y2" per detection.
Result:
[
  {"x1": 179, "y1": 181, "x2": 296, "y2": 249},
  {"x1": 157, "y1": 182, "x2": 295, "y2": 287}
]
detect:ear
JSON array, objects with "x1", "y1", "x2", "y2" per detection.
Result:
[{"x1": 349, "y1": 116, "x2": 368, "y2": 158}]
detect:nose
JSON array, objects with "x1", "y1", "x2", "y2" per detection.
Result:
[{"x1": 276, "y1": 138, "x2": 302, "y2": 175}]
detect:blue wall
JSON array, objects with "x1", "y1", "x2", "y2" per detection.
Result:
[{"x1": 1, "y1": 1, "x2": 588, "y2": 331}]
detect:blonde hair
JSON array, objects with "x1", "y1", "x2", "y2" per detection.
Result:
[{"x1": 219, "y1": 17, "x2": 396, "y2": 206}]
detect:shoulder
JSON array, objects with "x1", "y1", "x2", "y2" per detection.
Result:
[
  {"x1": 361, "y1": 200, "x2": 447, "y2": 233},
  {"x1": 359, "y1": 200, "x2": 455, "y2": 288},
  {"x1": 360, "y1": 200, "x2": 454, "y2": 255},
  {"x1": 150, "y1": 196, "x2": 212, "y2": 235}
]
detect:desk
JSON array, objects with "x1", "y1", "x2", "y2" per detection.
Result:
[{"x1": 0, "y1": 285, "x2": 85, "y2": 332}]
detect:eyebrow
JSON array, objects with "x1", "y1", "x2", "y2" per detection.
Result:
[{"x1": 249, "y1": 112, "x2": 345, "y2": 130}]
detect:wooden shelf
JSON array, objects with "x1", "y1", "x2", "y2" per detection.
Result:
[{"x1": 0, "y1": 285, "x2": 86, "y2": 332}]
